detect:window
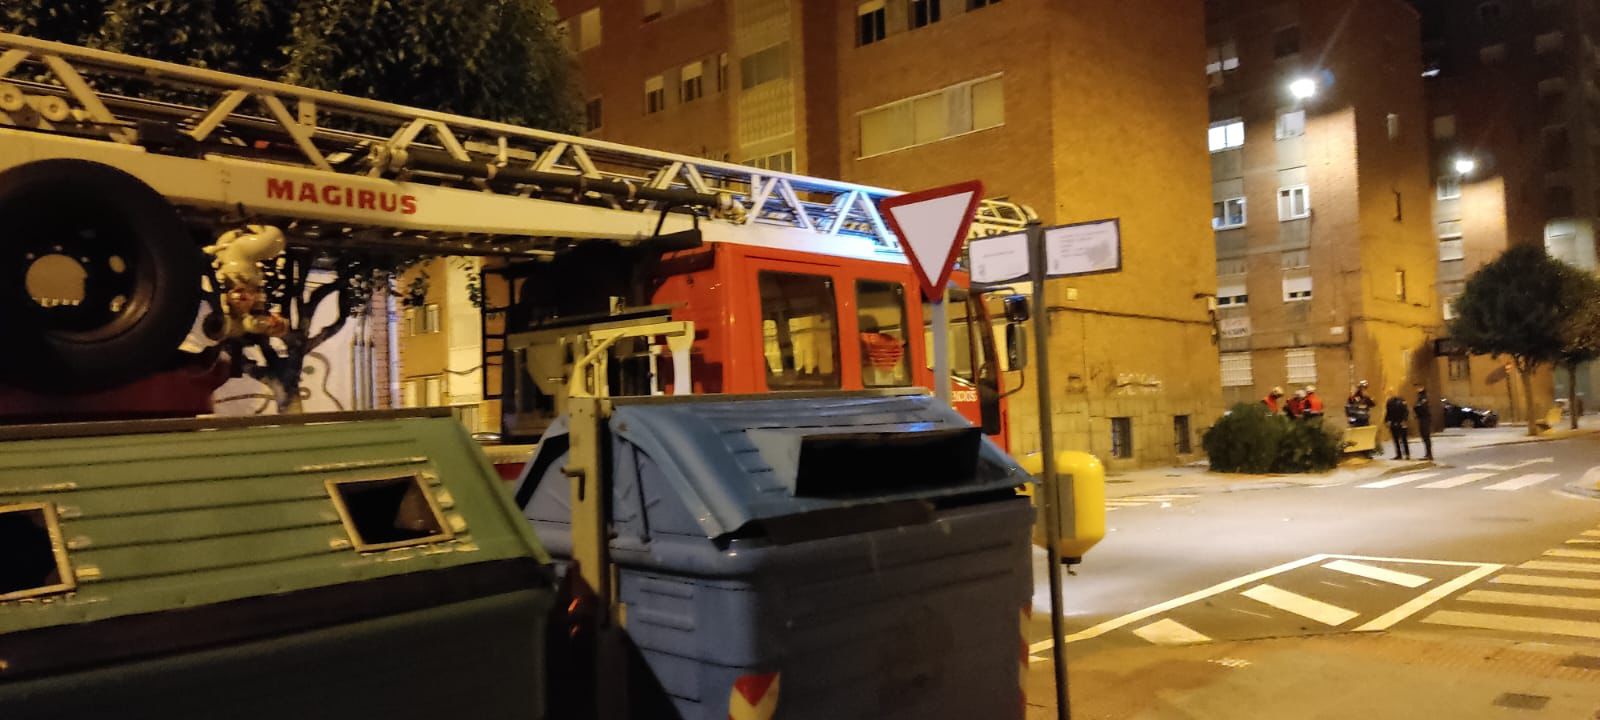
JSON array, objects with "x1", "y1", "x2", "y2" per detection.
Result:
[
  {"x1": 423, "y1": 375, "x2": 445, "y2": 406},
  {"x1": 740, "y1": 43, "x2": 790, "y2": 90},
  {"x1": 857, "y1": 280, "x2": 911, "y2": 387},
  {"x1": 402, "y1": 307, "x2": 417, "y2": 336},
  {"x1": 1437, "y1": 174, "x2": 1461, "y2": 200},
  {"x1": 420, "y1": 303, "x2": 441, "y2": 334},
  {"x1": 718, "y1": 52, "x2": 729, "y2": 91},
  {"x1": 1174, "y1": 416, "x2": 1193, "y2": 454},
  {"x1": 858, "y1": 75, "x2": 1003, "y2": 157},
  {"x1": 1209, "y1": 118, "x2": 1244, "y2": 152},
  {"x1": 645, "y1": 74, "x2": 666, "y2": 113},
  {"x1": 1448, "y1": 355, "x2": 1470, "y2": 381},
  {"x1": 1285, "y1": 348, "x2": 1317, "y2": 384},
  {"x1": 1283, "y1": 268, "x2": 1312, "y2": 302},
  {"x1": 1535, "y1": 31, "x2": 1565, "y2": 55},
  {"x1": 1217, "y1": 275, "x2": 1248, "y2": 307},
  {"x1": 759, "y1": 272, "x2": 840, "y2": 389},
  {"x1": 1387, "y1": 113, "x2": 1401, "y2": 141},
  {"x1": 745, "y1": 150, "x2": 795, "y2": 173},
  {"x1": 1395, "y1": 270, "x2": 1407, "y2": 301},
  {"x1": 401, "y1": 379, "x2": 419, "y2": 407},
  {"x1": 574, "y1": 8, "x2": 602, "y2": 52},
  {"x1": 1213, "y1": 197, "x2": 1247, "y2": 230},
  {"x1": 1547, "y1": 185, "x2": 1575, "y2": 217},
  {"x1": 1221, "y1": 352, "x2": 1253, "y2": 387},
  {"x1": 1440, "y1": 235, "x2": 1465, "y2": 262},
  {"x1": 1443, "y1": 294, "x2": 1461, "y2": 320},
  {"x1": 1206, "y1": 41, "x2": 1240, "y2": 76},
  {"x1": 911, "y1": 0, "x2": 941, "y2": 27},
  {"x1": 1278, "y1": 185, "x2": 1310, "y2": 220},
  {"x1": 1273, "y1": 25, "x2": 1300, "y2": 58},
  {"x1": 584, "y1": 97, "x2": 603, "y2": 132},
  {"x1": 858, "y1": 1, "x2": 887, "y2": 45},
  {"x1": 923, "y1": 295, "x2": 976, "y2": 382},
  {"x1": 1276, "y1": 110, "x2": 1306, "y2": 139},
  {"x1": 681, "y1": 61, "x2": 704, "y2": 102},
  {"x1": 1433, "y1": 114, "x2": 1457, "y2": 139},
  {"x1": 1110, "y1": 417, "x2": 1133, "y2": 459},
  {"x1": 1480, "y1": 44, "x2": 1506, "y2": 64},
  {"x1": 643, "y1": 0, "x2": 662, "y2": 21}
]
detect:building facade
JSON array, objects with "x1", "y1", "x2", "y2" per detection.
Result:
[
  {"x1": 552, "y1": 0, "x2": 1222, "y2": 468},
  {"x1": 1207, "y1": 0, "x2": 1443, "y2": 418},
  {"x1": 1413, "y1": 0, "x2": 1589, "y2": 417},
  {"x1": 395, "y1": 258, "x2": 493, "y2": 433}
]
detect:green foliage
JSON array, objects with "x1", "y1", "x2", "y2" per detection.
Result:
[
  {"x1": 1559, "y1": 265, "x2": 1600, "y2": 368},
  {"x1": 1203, "y1": 403, "x2": 1342, "y2": 474},
  {"x1": 1449, "y1": 245, "x2": 1572, "y2": 372},
  {"x1": 2, "y1": 0, "x2": 582, "y2": 131}
]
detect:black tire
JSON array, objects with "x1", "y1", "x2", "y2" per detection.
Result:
[{"x1": 0, "y1": 160, "x2": 202, "y2": 392}]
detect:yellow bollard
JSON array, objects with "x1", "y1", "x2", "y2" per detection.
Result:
[{"x1": 1018, "y1": 451, "x2": 1106, "y2": 564}]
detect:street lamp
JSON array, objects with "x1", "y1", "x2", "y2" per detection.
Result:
[
  {"x1": 1454, "y1": 157, "x2": 1477, "y2": 175},
  {"x1": 1289, "y1": 77, "x2": 1318, "y2": 100}
]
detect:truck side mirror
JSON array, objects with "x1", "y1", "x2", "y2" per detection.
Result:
[
  {"x1": 978, "y1": 376, "x2": 1003, "y2": 436},
  {"x1": 1006, "y1": 323, "x2": 1028, "y2": 371},
  {"x1": 1003, "y1": 294, "x2": 1031, "y2": 323}
]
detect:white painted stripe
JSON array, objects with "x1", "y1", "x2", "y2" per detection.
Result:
[
  {"x1": 1417, "y1": 472, "x2": 1496, "y2": 489},
  {"x1": 1241, "y1": 584, "x2": 1360, "y2": 626},
  {"x1": 1460, "y1": 589, "x2": 1600, "y2": 612},
  {"x1": 1484, "y1": 473, "x2": 1559, "y2": 491},
  {"x1": 1359, "y1": 473, "x2": 1439, "y2": 489},
  {"x1": 1581, "y1": 530, "x2": 1600, "y2": 538},
  {"x1": 1354, "y1": 562, "x2": 1504, "y2": 632},
  {"x1": 1422, "y1": 610, "x2": 1600, "y2": 640},
  {"x1": 1028, "y1": 554, "x2": 1334, "y2": 654},
  {"x1": 1566, "y1": 539, "x2": 1600, "y2": 545},
  {"x1": 1492, "y1": 574, "x2": 1600, "y2": 591},
  {"x1": 1132, "y1": 618, "x2": 1212, "y2": 646},
  {"x1": 1322, "y1": 559, "x2": 1430, "y2": 588},
  {"x1": 1134, "y1": 495, "x2": 1199, "y2": 501},
  {"x1": 1518, "y1": 560, "x2": 1600, "y2": 574},
  {"x1": 1545, "y1": 548, "x2": 1600, "y2": 560}
]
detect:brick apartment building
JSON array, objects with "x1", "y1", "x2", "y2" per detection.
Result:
[
  {"x1": 1206, "y1": 0, "x2": 1443, "y2": 416},
  {"x1": 551, "y1": 0, "x2": 1222, "y2": 468},
  {"x1": 1412, "y1": 0, "x2": 1592, "y2": 418}
]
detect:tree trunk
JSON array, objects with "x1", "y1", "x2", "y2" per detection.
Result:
[
  {"x1": 1570, "y1": 363, "x2": 1580, "y2": 431},
  {"x1": 1519, "y1": 364, "x2": 1540, "y2": 436}
]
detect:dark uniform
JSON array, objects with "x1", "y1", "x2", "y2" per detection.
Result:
[
  {"x1": 1414, "y1": 389, "x2": 1434, "y2": 461},
  {"x1": 1385, "y1": 396, "x2": 1410, "y2": 460}
]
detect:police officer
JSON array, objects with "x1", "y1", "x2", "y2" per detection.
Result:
[
  {"x1": 1385, "y1": 389, "x2": 1411, "y2": 460},
  {"x1": 1414, "y1": 385, "x2": 1434, "y2": 462}
]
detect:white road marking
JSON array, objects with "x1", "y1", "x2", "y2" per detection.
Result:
[
  {"x1": 1135, "y1": 494, "x2": 1199, "y2": 501},
  {"x1": 1519, "y1": 560, "x2": 1600, "y2": 574},
  {"x1": 1581, "y1": 530, "x2": 1600, "y2": 538},
  {"x1": 1354, "y1": 561, "x2": 1504, "y2": 632},
  {"x1": 1469, "y1": 458, "x2": 1555, "y2": 472},
  {"x1": 1422, "y1": 610, "x2": 1600, "y2": 640},
  {"x1": 1461, "y1": 589, "x2": 1600, "y2": 612},
  {"x1": 1492, "y1": 574, "x2": 1600, "y2": 591},
  {"x1": 1132, "y1": 618, "x2": 1212, "y2": 646},
  {"x1": 1417, "y1": 472, "x2": 1496, "y2": 489},
  {"x1": 1484, "y1": 473, "x2": 1560, "y2": 491},
  {"x1": 1322, "y1": 559, "x2": 1430, "y2": 588},
  {"x1": 1359, "y1": 473, "x2": 1439, "y2": 489},
  {"x1": 1566, "y1": 539, "x2": 1600, "y2": 545},
  {"x1": 1545, "y1": 548, "x2": 1600, "y2": 560},
  {"x1": 1241, "y1": 584, "x2": 1360, "y2": 626}
]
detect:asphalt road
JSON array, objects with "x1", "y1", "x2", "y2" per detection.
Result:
[{"x1": 1027, "y1": 433, "x2": 1600, "y2": 658}]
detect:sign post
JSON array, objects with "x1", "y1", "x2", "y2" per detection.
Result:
[
  {"x1": 970, "y1": 217, "x2": 1123, "y2": 720},
  {"x1": 878, "y1": 181, "x2": 984, "y2": 403}
]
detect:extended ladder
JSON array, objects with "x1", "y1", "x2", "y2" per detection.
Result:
[{"x1": 0, "y1": 32, "x2": 1031, "y2": 262}]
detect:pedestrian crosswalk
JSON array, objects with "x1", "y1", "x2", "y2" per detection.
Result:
[
  {"x1": 1356, "y1": 466, "x2": 1588, "y2": 493},
  {"x1": 1419, "y1": 524, "x2": 1600, "y2": 642},
  {"x1": 1105, "y1": 494, "x2": 1196, "y2": 512}
]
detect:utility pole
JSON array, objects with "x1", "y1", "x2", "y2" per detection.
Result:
[{"x1": 1029, "y1": 219, "x2": 1071, "y2": 720}]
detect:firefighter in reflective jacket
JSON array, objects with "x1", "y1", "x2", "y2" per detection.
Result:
[{"x1": 1263, "y1": 386, "x2": 1285, "y2": 414}]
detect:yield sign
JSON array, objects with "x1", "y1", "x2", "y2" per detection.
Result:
[{"x1": 878, "y1": 180, "x2": 984, "y2": 303}]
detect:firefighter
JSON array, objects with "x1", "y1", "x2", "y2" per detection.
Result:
[
  {"x1": 1286, "y1": 390, "x2": 1307, "y2": 419},
  {"x1": 1346, "y1": 381, "x2": 1376, "y2": 427},
  {"x1": 1263, "y1": 386, "x2": 1285, "y2": 414},
  {"x1": 1304, "y1": 385, "x2": 1325, "y2": 419},
  {"x1": 1385, "y1": 389, "x2": 1411, "y2": 460}
]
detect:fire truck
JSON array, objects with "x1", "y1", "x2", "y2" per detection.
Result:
[
  {"x1": 0, "y1": 32, "x2": 1032, "y2": 439},
  {"x1": 0, "y1": 34, "x2": 1046, "y2": 719}
]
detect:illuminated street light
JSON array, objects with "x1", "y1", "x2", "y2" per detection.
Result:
[
  {"x1": 1454, "y1": 157, "x2": 1477, "y2": 175},
  {"x1": 1289, "y1": 77, "x2": 1318, "y2": 100}
]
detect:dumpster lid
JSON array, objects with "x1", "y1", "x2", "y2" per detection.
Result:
[{"x1": 540, "y1": 392, "x2": 1027, "y2": 539}]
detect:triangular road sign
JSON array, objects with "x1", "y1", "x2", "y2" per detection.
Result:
[{"x1": 878, "y1": 180, "x2": 984, "y2": 302}]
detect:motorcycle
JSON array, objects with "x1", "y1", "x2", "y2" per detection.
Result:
[{"x1": 1441, "y1": 398, "x2": 1499, "y2": 429}]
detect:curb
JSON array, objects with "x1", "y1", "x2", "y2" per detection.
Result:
[{"x1": 1563, "y1": 482, "x2": 1600, "y2": 500}]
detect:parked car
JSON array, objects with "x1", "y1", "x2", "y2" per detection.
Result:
[{"x1": 1441, "y1": 399, "x2": 1499, "y2": 429}]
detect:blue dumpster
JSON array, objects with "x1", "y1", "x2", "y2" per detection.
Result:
[{"x1": 516, "y1": 392, "x2": 1034, "y2": 720}]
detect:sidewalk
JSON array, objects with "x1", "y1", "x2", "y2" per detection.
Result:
[
  {"x1": 1024, "y1": 631, "x2": 1600, "y2": 719},
  {"x1": 1103, "y1": 415, "x2": 1600, "y2": 501}
]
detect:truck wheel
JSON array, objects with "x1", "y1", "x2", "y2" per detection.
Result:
[{"x1": 0, "y1": 160, "x2": 203, "y2": 392}]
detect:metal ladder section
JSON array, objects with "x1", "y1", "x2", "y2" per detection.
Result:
[{"x1": 0, "y1": 32, "x2": 1032, "y2": 259}]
